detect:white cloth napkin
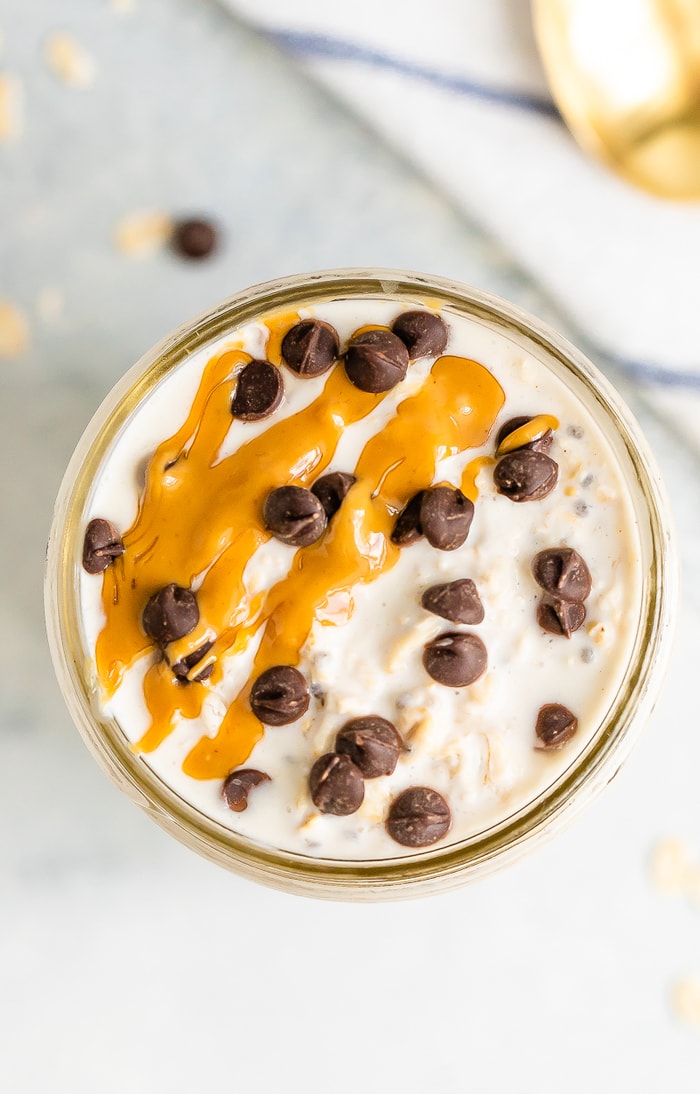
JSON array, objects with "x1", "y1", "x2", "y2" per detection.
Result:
[{"x1": 221, "y1": 0, "x2": 700, "y2": 450}]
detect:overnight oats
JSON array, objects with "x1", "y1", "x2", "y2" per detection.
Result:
[{"x1": 46, "y1": 270, "x2": 675, "y2": 898}]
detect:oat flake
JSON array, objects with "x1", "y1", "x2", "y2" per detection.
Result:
[
  {"x1": 44, "y1": 32, "x2": 96, "y2": 88},
  {"x1": 0, "y1": 300, "x2": 29, "y2": 358},
  {"x1": 36, "y1": 287, "x2": 64, "y2": 324},
  {"x1": 0, "y1": 72, "x2": 23, "y2": 140},
  {"x1": 673, "y1": 979, "x2": 700, "y2": 1028},
  {"x1": 649, "y1": 837, "x2": 693, "y2": 894},
  {"x1": 114, "y1": 211, "x2": 173, "y2": 258}
]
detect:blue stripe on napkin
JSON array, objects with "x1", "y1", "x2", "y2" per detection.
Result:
[
  {"x1": 267, "y1": 25, "x2": 700, "y2": 389},
  {"x1": 270, "y1": 28, "x2": 560, "y2": 119}
]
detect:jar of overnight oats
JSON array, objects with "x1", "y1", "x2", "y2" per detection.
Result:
[{"x1": 45, "y1": 269, "x2": 676, "y2": 900}]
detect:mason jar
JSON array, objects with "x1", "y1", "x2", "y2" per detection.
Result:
[{"x1": 45, "y1": 269, "x2": 677, "y2": 899}]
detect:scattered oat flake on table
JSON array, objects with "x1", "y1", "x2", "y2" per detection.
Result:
[
  {"x1": 672, "y1": 979, "x2": 700, "y2": 1028},
  {"x1": 114, "y1": 211, "x2": 173, "y2": 258},
  {"x1": 44, "y1": 32, "x2": 96, "y2": 88},
  {"x1": 0, "y1": 73, "x2": 23, "y2": 140},
  {"x1": 36, "y1": 287, "x2": 64, "y2": 324},
  {"x1": 0, "y1": 300, "x2": 29, "y2": 358},
  {"x1": 683, "y1": 865, "x2": 700, "y2": 908},
  {"x1": 649, "y1": 837, "x2": 693, "y2": 894}
]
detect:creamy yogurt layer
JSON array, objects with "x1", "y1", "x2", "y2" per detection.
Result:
[{"x1": 79, "y1": 294, "x2": 642, "y2": 860}]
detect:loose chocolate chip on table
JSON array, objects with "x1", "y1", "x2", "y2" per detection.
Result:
[
  {"x1": 311, "y1": 471, "x2": 356, "y2": 520},
  {"x1": 231, "y1": 360, "x2": 283, "y2": 421},
  {"x1": 536, "y1": 597, "x2": 586, "y2": 638},
  {"x1": 495, "y1": 415, "x2": 553, "y2": 455},
  {"x1": 309, "y1": 753, "x2": 365, "y2": 815},
  {"x1": 391, "y1": 310, "x2": 448, "y2": 359},
  {"x1": 249, "y1": 665, "x2": 310, "y2": 726},
  {"x1": 142, "y1": 583, "x2": 199, "y2": 646},
  {"x1": 535, "y1": 703, "x2": 578, "y2": 750},
  {"x1": 171, "y1": 218, "x2": 218, "y2": 259},
  {"x1": 335, "y1": 716, "x2": 403, "y2": 778},
  {"x1": 386, "y1": 786, "x2": 451, "y2": 848},
  {"x1": 82, "y1": 518, "x2": 125, "y2": 574},
  {"x1": 423, "y1": 632, "x2": 487, "y2": 687},
  {"x1": 263, "y1": 485, "x2": 327, "y2": 547},
  {"x1": 421, "y1": 579, "x2": 484, "y2": 624},
  {"x1": 532, "y1": 547, "x2": 592, "y2": 602},
  {"x1": 494, "y1": 449, "x2": 559, "y2": 502},
  {"x1": 222, "y1": 768, "x2": 271, "y2": 812},
  {"x1": 170, "y1": 641, "x2": 214, "y2": 682},
  {"x1": 281, "y1": 319, "x2": 339, "y2": 377},
  {"x1": 420, "y1": 487, "x2": 474, "y2": 551},
  {"x1": 391, "y1": 490, "x2": 425, "y2": 546},
  {"x1": 344, "y1": 329, "x2": 409, "y2": 393}
]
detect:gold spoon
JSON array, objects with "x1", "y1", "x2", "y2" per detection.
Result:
[{"x1": 532, "y1": 0, "x2": 700, "y2": 200}]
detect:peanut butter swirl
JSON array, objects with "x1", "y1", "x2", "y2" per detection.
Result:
[{"x1": 95, "y1": 312, "x2": 505, "y2": 780}]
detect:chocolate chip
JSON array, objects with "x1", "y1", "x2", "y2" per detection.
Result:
[
  {"x1": 421, "y1": 579, "x2": 484, "y2": 624},
  {"x1": 82, "y1": 518, "x2": 125, "y2": 574},
  {"x1": 423, "y1": 632, "x2": 487, "y2": 687},
  {"x1": 231, "y1": 360, "x2": 283, "y2": 421},
  {"x1": 420, "y1": 487, "x2": 474, "y2": 550},
  {"x1": 536, "y1": 598, "x2": 586, "y2": 638},
  {"x1": 532, "y1": 547, "x2": 592, "y2": 602},
  {"x1": 392, "y1": 310, "x2": 448, "y2": 359},
  {"x1": 249, "y1": 665, "x2": 310, "y2": 725},
  {"x1": 335, "y1": 716, "x2": 403, "y2": 778},
  {"x1": 281, "y1": 319, "x2": 339, "y2": 377},
  {"x1": 535, "y1": 703, "x2": 578, "y2": 750},
  {"x1": 142, "y1": 584, "x2": 199, "y2": 646},
  {"x1": 222, "y1": 768, "x2": 271, "y2": 812},
  {"x1": 170, "y1": 641, "x2": 214, "y2": 682},
  {"x1": 344, "y1": 329, "x2": 409, "y2": 393},
  {"x1": 391, "y1": 491, "x2": 425, "y2": 546},
  {"x1": 263, "y1": 486, "x2": 327, "y2": 547},
  {"x1": 309, "y1": 753, "x2": 364, "y2": 815},
  {"x1": 495, "y1": 415, "x2": 553, "y2": 454},
  {"x1": 172, "y1": 218, "x2": 218, "y2": 259},
  {"x1": 378, "y1": 485, "x2": 470, "y2": 554},
  {"x1": 386, "y1": 786, "x2": 451, "y2": 848},
  {"x1": 311, "y1": 471, "x2": 356, "y2": 520},
  {"x1": 494, "y1": 450, "x2": 558, "y2": 502}
]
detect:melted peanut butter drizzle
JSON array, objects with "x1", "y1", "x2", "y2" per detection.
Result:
[
  {"x1": 496, "y1": 413, "x2": 559, "y2": 455},
  {"x1": 460, "y1": 456, "x2": 496, "y2": 501},
  {"x1": 95, "y1": 317, "x2": 504, "y2": 780},
  {"x1": 97, "y1": 325, "x2": 383, "y2": 727},
  {"x1": 183, "y1": 353, "x2": 505, "y2": 778}
]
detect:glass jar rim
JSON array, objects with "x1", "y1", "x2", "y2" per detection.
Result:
[{"x1": 45, "y1": 268, "x2": 678, "y2": 899}]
